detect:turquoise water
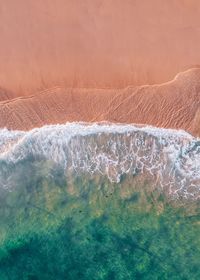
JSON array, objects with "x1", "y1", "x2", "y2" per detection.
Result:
[{"x1": 0, "y1": 159, "x2": 200, "y2": 279}]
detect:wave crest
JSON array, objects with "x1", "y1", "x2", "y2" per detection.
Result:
[{"x1": 0, "y1": 122, "x2": 200, "y2": 199}]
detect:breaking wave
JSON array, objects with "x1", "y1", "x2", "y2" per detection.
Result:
[{"x1": 0, "y1": 122, "x2": 200, "y2": 199}]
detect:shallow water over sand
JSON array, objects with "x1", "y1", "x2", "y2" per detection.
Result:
[{"x1": 0, "y1": 123, "x2": 200, "y2": 279}]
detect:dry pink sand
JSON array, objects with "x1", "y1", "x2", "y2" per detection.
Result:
[{"x1": 0, "y1": 1, "x2": 199, "y2": 134}]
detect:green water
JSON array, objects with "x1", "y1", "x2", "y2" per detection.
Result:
[{"x1": 0, "y1": 159, "x2": 200, "y2": 279}]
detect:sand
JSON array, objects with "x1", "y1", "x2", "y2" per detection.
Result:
[
  {"x1": 0, "y1": 1, "x2": 200, "y2": 134},
  {"x1": 0, "y1": 0, "x2": 200, "y2": 94},
  {"x1": 0, "y1": 68, "x2": 199, "y2": 136}
]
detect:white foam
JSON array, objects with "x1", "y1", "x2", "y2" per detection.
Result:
[{"x1": 0, "y1": 122, "x2": 199, "y2": 199}]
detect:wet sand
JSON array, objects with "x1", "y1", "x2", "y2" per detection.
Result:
[{"x1": 0, "y1": 68, "x2": 199, "y2": 136}]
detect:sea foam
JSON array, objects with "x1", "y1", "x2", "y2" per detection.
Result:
[{"x1": 0, "y1": 122, "x2": 199, "y2": 199}]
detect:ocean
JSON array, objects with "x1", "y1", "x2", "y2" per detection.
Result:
[{"x1": 0, "y1": 123, "x2": 200, "y2": 279}]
